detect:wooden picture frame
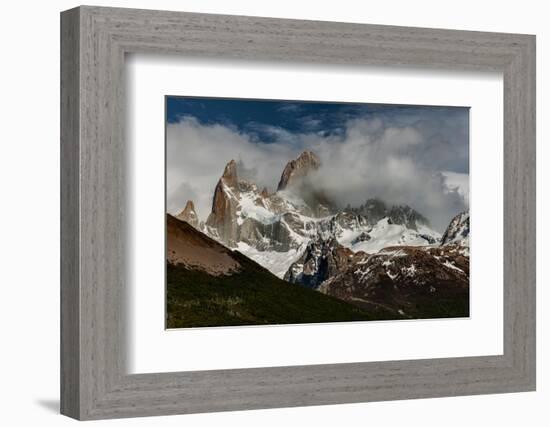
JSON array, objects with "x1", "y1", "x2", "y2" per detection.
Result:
[{"x1": 60, "y1": 5, "x2": 536, "y2": 420}]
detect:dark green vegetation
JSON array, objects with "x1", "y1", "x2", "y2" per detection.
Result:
[
  {"x1": 337, "y1": 276, "x2": 470, "y2": 320},
  {"x1": 166, "y1": 251, "x2": 390, "y2": 329}
]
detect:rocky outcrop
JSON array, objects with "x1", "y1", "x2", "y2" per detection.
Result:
[
  {"x1": 441, "y1": 211, "x2": 469, "y2": 246},
  {"x1": 348, "y1": 198, "x2": 387, "y2": 224},
  {"x1": 203, "y1": 156, "x2": 320, "y2": 251},
  {"x1": 318, "y1": 244, "x2": 469, "y2": 318},
  {"x1": 205, "y1": 160, "x2": 241, "y2": 246},
  {"x1": 220, "y1": 159, "x2": 239, "y2": 188},
  {"x1": 176, "y1": 200, "x2": 199, "y2": 228},
  {"x1": 277, "y1": 151, "x2": 321, "y2": 191},
  {"x1": 349, "y1": 198, "x2": 429, "y2": 229},
  {"x1": 316, "y1": 211, "x2": 371, "y2": 238},
  {"x1": 284, "y1": 237, "x2": 355, "y2": 289},
  {"x1": 387, "y1": 205, "x2": 429, "y2": 231}
]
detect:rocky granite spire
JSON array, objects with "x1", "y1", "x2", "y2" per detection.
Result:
[
  {"x1": 176, "y1": 200, "x2": 199, "y2": 228},
  {"x1": 205, "y1": 160, "x2": 240, "y2": 246},
  {"x1": 221, "y1": 159, "x2": 238, "y2": 188},
  {"x1": 277, "y1": 151, "x2": 321, "y2": 191}
]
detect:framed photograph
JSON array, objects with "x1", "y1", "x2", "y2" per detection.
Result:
[
  {"x1": 165, "y1": 97, "x2": 471, "y2": 328},
  {"x1": 61, "y1": 6, "x2": 536, "y2": 420}
]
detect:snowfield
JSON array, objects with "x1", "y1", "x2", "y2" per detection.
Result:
[
  {"x1": 236, "y1": 191, "x2": 279, "y2": 225},
  {"x1": 236, "y1": 242, "x2": 306, "y2": 278},
  {"x1": 336, "y1": 218, "x2": 441, "y2": 253}
]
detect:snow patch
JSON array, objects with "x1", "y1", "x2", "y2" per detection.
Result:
[
  {"x1": 442, "y1": 260, "x2": 464, "y2": 274},
  {"x1": 386, "y1": 270, "x2": 398, "y2": 280},
  {"x1": 236, "y1": 242, "x2": 305, "y2": 278},
  {"x1": 237, "y1": 192, "x2": 279, "y2": 225},
  {"x1": 404, "y1": 264, "x2": 417, "y2": 276},
  {"x1": 338, "y1": 218, "x2": 440, "y2": 253}
]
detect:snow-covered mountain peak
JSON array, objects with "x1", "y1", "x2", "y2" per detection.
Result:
[
  {"x1": 441, "y1": 211, "x2": 469, "y2": 246},
  {"x1": 176, "y1": 154, "x2": 467, "y2": 279}
]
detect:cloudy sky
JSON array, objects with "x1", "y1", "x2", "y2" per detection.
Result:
[{"x1": 166, "y1": 97, "x2": 469, "y2": 232}]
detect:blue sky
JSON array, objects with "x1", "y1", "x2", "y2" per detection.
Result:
[
  {"x1": 166, "y1": 96, "x2": 469, "y2": 174},
  {"x1": 166, "y1": 96, "x2": 469, "y2": 231}
]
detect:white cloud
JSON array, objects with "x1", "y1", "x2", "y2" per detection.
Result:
[
  {"x1": 166, "y1": 117, "x2": 299, "y2": 219},
  {"x1": 441, "y1": 171, "x2": 470, "y2": 204},
  {"x1": 167, "y1": 116, "x2": 469, "y2": 232}
]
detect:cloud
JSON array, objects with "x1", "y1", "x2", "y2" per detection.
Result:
[
  {"x1": 167, "y1": 182, "x2": 198, "y2": 214},
  {"x1": 276, "y1": 103, "x2": 302, "y2": 114},
  {"x1": 167, "y1": 112, "x2": 469, "y2": 232},
  {"x1": 166, "y1": 117, "x2": 299, "y2": 220},
  {"x1": 301, "y1": 117, "x2": 469, "y2": 231}
]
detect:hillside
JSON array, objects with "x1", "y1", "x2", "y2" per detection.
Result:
[{"x1": 166, "y1": 214, "x2": 389, "y2": 328}]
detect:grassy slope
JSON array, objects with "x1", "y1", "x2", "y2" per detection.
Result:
[{"x1": 166, "y1": 251, "x2": 391, "y2": 329}]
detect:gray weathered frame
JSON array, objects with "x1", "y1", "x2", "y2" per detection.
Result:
[{"x1": 60, "y1": 5, "x2": 536, "y2": 420}]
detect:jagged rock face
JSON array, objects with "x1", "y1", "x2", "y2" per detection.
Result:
[
  {"x1": 176, "y1": 200, "x2": 199, "y2": 228},
  {"x1": 353, "y1": 231, "x2": 371, "y2": 244},
  {"x1": 387, "y1": 205, "x2": 429, "y2": 231},
  {"x1": 277, "y1": 151, "x2": 321, "y2": 191},
  {"x1": 237, "y1": 211, "x2": 315, "y2": 252},
  {"x1": 284, "y1": 237, "x2": 355, "y2": 289},
  {"x1": 350, "y1": 198, "x2": 429, "y2": 229},
  {"x1": 221, "y1": 159, "x2": 238, "y2": 188},
  {"x1": 349, "y1": 198, "x2": 388, "y2": 224},
  {"x1": 441, "y1": 211, "x2": 470, "y2": 246},
  {"x1": 316, "y1": 211, "x2": 371, "y2": 240},
  {"x1": 204, "y1": 154, "x2": 326, "y2": 251},
  {"x1": 317, "y1": 244, "x2": 469, "y2": 318},
  {"x1": 314, "y1": 212, "x2": 439, "y2": 253},
  {"x1": 205, "y1": 160, "x2": 241, "y2": 246},
  {"x1": 205, "y1": 181, "x2": 238, "y2": 245}
]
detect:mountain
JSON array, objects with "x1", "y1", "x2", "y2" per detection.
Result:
[
  {"x1": 170, "y1": 150, "x2": 469, "y2": 322},
  {"x1": 317, "y1": 211, "x2": 440, "y2": 253},
  {"x1": 348, "y1": 198, "x2": 430, "y2": 230},
  {"x1": 166, "y1": 214, "x2": 384, "y2": 328},
  {"x1": 348, "y1": 198, "x2": 388, "y2": 224},
  {"x1": 441, "y1": 211, "x2": 470, "y2": 246},
  {"x1": 318, "y1": 244, "x2": 469, "y2": 319},
  {"x1": 175, "y1": 200, "x2": 199, "y2": 228},
  {"x1": 204, "y1": 155, "x2": 318, "y2": 250},
  {"x1": 284, "y1": 213, "x2": 470, "y2": 319},
  {"x1": 201, "y1": 153, "x2": 441, "y2": 278},
  {"x1": 277, "y1": 150, "x2": 320, "y2": 191},
  {"x1": 205, "y1": 160, "x2": 241, "y2": 245},
  {"x1": 284, "y1": 237, "x2": 355, "y2": 289}
]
